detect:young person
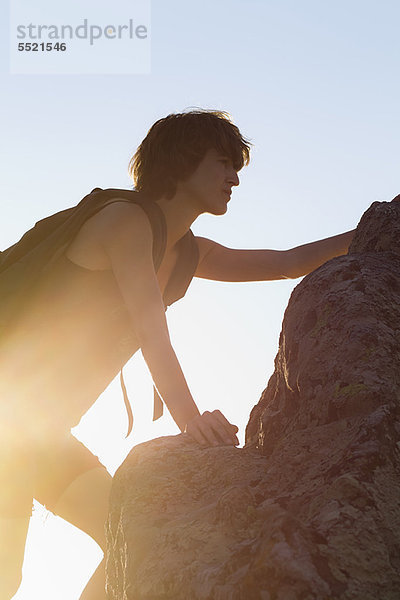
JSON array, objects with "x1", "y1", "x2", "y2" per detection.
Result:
[{"x1": 0, "y1": 110, "x2": 354, "y2": 599}]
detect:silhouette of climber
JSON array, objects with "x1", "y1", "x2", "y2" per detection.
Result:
[{"x1": 0, "y1": 110, "x2": 355, "y2": 599}]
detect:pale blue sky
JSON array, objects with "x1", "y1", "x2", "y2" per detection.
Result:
[{"x1": 1, "y1": 0, "x2": 399, "y2": 597}]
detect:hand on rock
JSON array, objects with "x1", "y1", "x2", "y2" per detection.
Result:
[{"x1": 185, "y1": 410, "x2": 239, "y2": 447}]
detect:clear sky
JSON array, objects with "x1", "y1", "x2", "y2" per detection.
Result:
[{"x1": 1, "y1": 0, "x2": 399, "y2": 597}]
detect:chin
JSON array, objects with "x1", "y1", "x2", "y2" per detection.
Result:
[
  {"x1": 218, "y1": 203, "x2": 229, "y2": 215},
  {"x1": 202, "y1": 195, "x2": 229, "y2": 216},
  {"x1": 207, "y1": 206, "x2": 228, "y2": 216},
  {"x1": 213, "y1": 200, "x2": 229, "y2": 215}
]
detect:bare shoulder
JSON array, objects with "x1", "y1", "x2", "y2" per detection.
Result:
[
  {"x1": 77, "y1": 200, "x2": 154, "y2": 249},
  {"x1": 66, "y1": 200, "x2": 152, "y2": 269},
  {"x1": 95, "y1": 201, "x2": 155, "y2": 263},
  {"x1": 91, "y1": 200, "x2": 152, "y2": 235}
]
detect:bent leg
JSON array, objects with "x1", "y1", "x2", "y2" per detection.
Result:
[
  {"x1": 54, "y1": 467, "x2": 112, "y2": 600},
  {"x1": 53, "y1": 465, "x2": 112, "y2": 550},
  {"x1": 34, "y1": 433, "x2": 112, "y2": 599}
]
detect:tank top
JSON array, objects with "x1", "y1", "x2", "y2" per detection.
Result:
[{"x1": 0, "y1": 188, "x2": 199, "y2": 435}]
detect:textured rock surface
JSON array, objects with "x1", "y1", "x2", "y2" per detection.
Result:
[
  {"x1": 106, "y1": 198, "x2": 400, "y2": 600},
  {"x1": 106, "y1": 437, "x2": 268, "y2": 600}
]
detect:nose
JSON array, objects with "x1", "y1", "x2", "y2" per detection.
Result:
[{"x1": 228, "y1": 168, "x2": 240, "y2": 187}]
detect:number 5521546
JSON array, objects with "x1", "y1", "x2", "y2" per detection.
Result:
[{"x1": 18, "y1": 42, "x2": 66, "y2": 51}]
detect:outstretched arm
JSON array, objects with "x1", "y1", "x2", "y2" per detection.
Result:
[{"x1": 195, "y1": 229, "x2": 355, "y2": 281}]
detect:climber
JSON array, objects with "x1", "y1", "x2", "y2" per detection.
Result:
[{"x1": 0, "y1": 109, "x2": 355, "y2": 599}]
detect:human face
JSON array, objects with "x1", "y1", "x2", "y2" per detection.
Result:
[{"x1": 179, "y1": 148, "x2": 240, "y2": 215}]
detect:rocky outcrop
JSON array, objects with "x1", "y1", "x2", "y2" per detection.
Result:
[
  {"x1": 106, "y1": 437, "x2": 270, "y2": 600},
  {"x1": 106, "y1": 198, "x2": 400, "y2": 600}
]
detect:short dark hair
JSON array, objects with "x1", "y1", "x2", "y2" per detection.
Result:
[{"x1": 129, "y1": 109, "x2": 251, "y2": 200}]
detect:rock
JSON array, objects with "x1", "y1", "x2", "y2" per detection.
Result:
[
  {"x1": 106, "y1": 197, "x2": 400, "y2": 600},
  {"x1": 348, "y1": 196, "x2": 400, "y2": 255},
  {"x1": 106, "y1": 436, "x2": 268, "y2": 600}
]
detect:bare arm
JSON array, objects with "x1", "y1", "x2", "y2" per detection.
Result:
[
  {"x1": 97, "y1": 203, "x2": 238, "y2": 445},
  {"x1": 195, "y1": 229, "x2": 355, "y2": 281},
  {"x1": 284, "y1": 230, "x2": 355, "y2": 278}
]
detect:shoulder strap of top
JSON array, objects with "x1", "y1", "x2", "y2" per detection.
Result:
[{"x1": 88, "y1": 187, "x2": 167, "y2": 271}]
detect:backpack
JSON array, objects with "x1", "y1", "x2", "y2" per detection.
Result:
[{"x1": 0, "y1": 187, "x2": 168, "y2": 435}]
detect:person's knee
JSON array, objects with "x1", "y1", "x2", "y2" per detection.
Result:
[{"x1": 54, "y1": 466, "x2": 112, "y2": 550}]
